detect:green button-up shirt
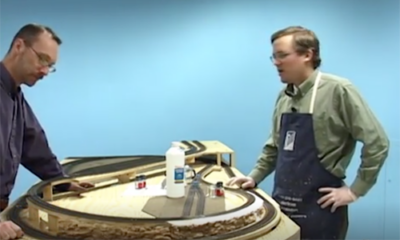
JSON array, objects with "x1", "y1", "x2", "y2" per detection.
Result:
[{"x1": 248, "y1": 70, "x2": 389, "y2": 197}]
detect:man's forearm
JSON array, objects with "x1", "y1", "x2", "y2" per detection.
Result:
[
  {"x1": 248, "y1": 139, "x2": 277, "y2": 184},
  {"x1": 248, "y1": 90, "x2": 283, "y2": 184},
  {"x1": 21, "y1": 97, "x2": 69, "y2": 183},
  {"x1": 21, "y1": 150, "x2": 66, "y2": 180},
  {"x1": 350, "y1": 137, "x2": 389, "y2": 197}
]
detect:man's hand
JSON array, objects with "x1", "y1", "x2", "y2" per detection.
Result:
[
  {"x1": 226, "y1": 176, "x2": 256, "y2": 189},
  {"x1": 317, "y1": 186, "x2": 358, "y2": 213},
  {"x1": 68, "y1": 182, "x2": 94, "y2": 192},
  {"x1": 0, "y1": 221, "x2": 24, "y2": 240}
]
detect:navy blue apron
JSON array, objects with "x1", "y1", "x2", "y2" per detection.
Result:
[{"x1": 272, "y1": 72, "x2": 347, "y2": 240}]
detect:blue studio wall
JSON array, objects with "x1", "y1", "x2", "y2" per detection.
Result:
[{"x1": 1, "y1": 0, "x2": 399, "y2": 239}]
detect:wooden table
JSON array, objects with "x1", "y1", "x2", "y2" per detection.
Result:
[{"x1": 0, "y1": 141, "x2": 300, "y2": 240}]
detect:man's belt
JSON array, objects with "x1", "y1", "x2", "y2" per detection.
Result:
[{"x1": 0, "y1": 199, "x2": 9, "y2": 212}]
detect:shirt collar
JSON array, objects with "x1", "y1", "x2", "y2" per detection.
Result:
[
  {"x1": 0, "y1": 62, "x2": 20, "y2": 95},
  {"x1": 285, "y1": 69, "x2": 319, "y2": 98}
]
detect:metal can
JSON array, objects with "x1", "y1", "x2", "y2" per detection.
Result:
[
  {"x1": 215, "y1": 181, "x2": 224, "y2": 197},
  {"x1": 138, "y1": 175, "x2": 145, "y2": 189},
  {"x1": 135, "y1": 176, "x2": 141, "y2": 189},
  {"x1": 141, "y1": 175, "x2": 147, "y2": 189}
]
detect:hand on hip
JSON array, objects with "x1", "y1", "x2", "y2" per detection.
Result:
[{"x1": 317, "y1": 186, "x2": 357, "y2": 212}]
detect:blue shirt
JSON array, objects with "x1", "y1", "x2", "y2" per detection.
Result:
[{"x1": 0, "y1": 62, "x2": 67, "y2": 199}]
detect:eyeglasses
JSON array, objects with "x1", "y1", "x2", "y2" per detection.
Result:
[
  {"x1": 270, "y1": 52, "x2": 292, "y2": 62},
  {"x1": 29, "y1": 47, "x2": 56, "y2": 73}
]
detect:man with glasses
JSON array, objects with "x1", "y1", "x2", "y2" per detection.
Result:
[
  {"x1": 227, "y1": 26, "x2": 389, "y2": 240},
  {"x1": 0, "y1": 23, "x2": 93, "y2": 240}
]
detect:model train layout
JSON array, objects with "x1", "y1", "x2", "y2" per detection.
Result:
[{"x1": 0, "y1": 140, "x2": 300, "y2": 240}]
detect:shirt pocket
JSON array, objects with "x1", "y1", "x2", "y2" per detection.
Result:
[{"x1": 312, "y1": 113, "x2": 329, "y2": 150}]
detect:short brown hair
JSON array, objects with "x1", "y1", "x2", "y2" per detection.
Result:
[
  {"x1": 271, "y1": 26, "x2": 321, "y2": 69},
  {"x1": 7, "y1": 23, "x2": 62, "y2": 53}
]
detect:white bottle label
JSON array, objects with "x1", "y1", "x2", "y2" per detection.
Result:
[{"x1": 174, "y1": 166, "x2": 184, "y2": 184}]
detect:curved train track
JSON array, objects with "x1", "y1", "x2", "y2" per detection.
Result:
[{"x1": 5, "y1": 140, "x2": 279, "y2": 240}]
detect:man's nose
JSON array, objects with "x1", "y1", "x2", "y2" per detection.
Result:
[
  {"x1": 39, "y1": 67, "x2": 50, "y2": 76},
  {"x1": 270, "y1": 56, "x2": 279, "y2": 66}
]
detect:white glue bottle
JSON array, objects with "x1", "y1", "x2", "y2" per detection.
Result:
[{"x1": 166, "y1": 141, "x2": 185, "y2": 198}]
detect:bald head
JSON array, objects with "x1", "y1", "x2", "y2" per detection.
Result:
[{"x1": 7, "y1": 23, "x2": 62, "y2": 53}]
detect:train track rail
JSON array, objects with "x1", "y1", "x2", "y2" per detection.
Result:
[
  {"x1": 5, "y1": 140, "x2": 278, "y2": 240},
  {"x1": 182, "y1": 184, "x2": 198, "y2": 217},
  {"x1": 181, "y1": 166, "x2": 211, "y2": 218}
]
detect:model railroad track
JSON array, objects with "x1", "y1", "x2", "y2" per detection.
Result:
[
  {"x1": 181, "y1": 140, "x2": 206, "y2": 155},
  {"x1": 195, "y1": 186, "x2": 206, "y2": 216},
  {"x1": 181, "y1": 165, "x2": 211, "y2": 218},
  {"x1": 5, "y1": 141, "x2": 279, "y2": 240},
  {"x1": 62, "y1": 140, "x2": 206, "y2": 177},
  {"x1": 182, "y1": 184, "x2": 201, "y2": 217}
]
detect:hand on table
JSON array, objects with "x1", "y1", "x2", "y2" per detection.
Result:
[
  {"x1": 317, "y1": 186, "x2": 358, "y2": 213},
  {"x1": 226, "y1": 176, "x2": 256, "y2": 189},
  {"x1": 0, "y1": 221, "x2": 23, "y2": 240},
  {"x1": 68, "y1": 181, "x2": 94, "y2": 192}
]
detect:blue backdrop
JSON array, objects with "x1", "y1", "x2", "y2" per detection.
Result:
[{"x1": 1, "y1": 0, "x2": 399, "y2": 239}]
